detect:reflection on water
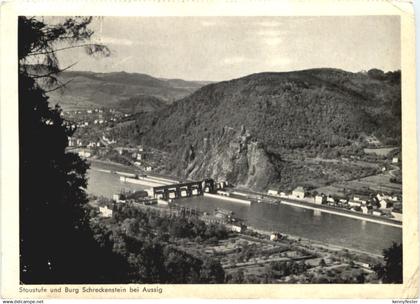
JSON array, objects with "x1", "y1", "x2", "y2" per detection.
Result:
[
  {"x1": 86, "y1": 168, "x2": 402, "y2": 255},
  {"x1": 176, "y1": 196, "x2": 401, "y2": 255},
  {"x1": 361, "y1": 220, "x2": 367, "y2": 231},
  {"x1": 313, "y1": 209, "x2": 322, "y2": 217},
  {"x1": 87, "y1": 169, "x2": 150, "y2": 198}
]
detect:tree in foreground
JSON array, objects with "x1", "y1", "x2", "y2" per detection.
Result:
[
  {"x1": 19, "y1": 17, "x2": 226, "y2": 284},
  {"x1": 18, "y1": 16, "x2": 131, "y2": 283},
  {"x1": 373, "y1": 242, "x2": 402, "y2": 283}
]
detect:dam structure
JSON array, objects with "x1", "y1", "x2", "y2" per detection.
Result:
[{"x1": 152, "y1": 179, "x2": 215, "y2": 200}]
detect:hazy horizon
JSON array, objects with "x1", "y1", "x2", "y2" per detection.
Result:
[
  {"x1": 46, "y1": 16, "x2": 401, "y2": 82},
  {"x1": 62, "y1": 66, "x2": 401, "y2": 83}
]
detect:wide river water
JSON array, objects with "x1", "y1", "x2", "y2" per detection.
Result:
[{"x1": 86, "y1": 164, "x2": 402, "y2": 255}]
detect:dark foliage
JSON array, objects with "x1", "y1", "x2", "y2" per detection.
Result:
[
  {"x1": 19, "y1": 16, "x2": 129, "y2": 284},
  {"x1": 91, "y1": 204, "x2": 226, "y2": 283},
  {"x1": 19, "y1": 17, "x2": 223, "y2": 283},
  {"x1": 374, "y1": 242, "x2": 403, "y2": 283},
  {"x1": 113, "y1": 203, "x2": 229, "y2": 242},
  {"x1": 117, "y1": 94, "x2": 167, "y2": 114},
  {"x1": 269, "y1": 260, "x2": 309, "y2": 278}
]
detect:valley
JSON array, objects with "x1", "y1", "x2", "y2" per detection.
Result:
[
  {"x1": 17, "y1": 14, "x2": 406, "y2": 287},
  {"x1": 60, "y1": 68, "x2": 402, "y2": 199},
  {"x1": 47, "y1": 70, "x2": 210, "y2": 112}
]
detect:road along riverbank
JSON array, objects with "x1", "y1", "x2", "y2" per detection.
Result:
[
  {"x1": 89, "y1": 159, "x2": 402, "y2": 229},
  {"x1": 86, "y1": 161, "x2": 402, "y2": 255},
  {"x1": 203, "y1": 193, "x2": 251, "y2": 204},
  {"x1": 175, "y1": 195, "x2": 401, "y2": 255},
  {"x1": 233, "y1": 188, "x2": 402, "y2": 228},
  {"x1": 246, "y1": 225, "x2": 384, "y2": 259},
  {"x1": 279, "y1": 199, "x2": 402, "y2": 228}
]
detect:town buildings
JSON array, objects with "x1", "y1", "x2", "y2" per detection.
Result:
[
  {"x1": 99, "y1": 206, "x2": 113, "y2": 218},
  {"x1": 314, "y1": 195, "x2": 326, "y2": 205},
  {"x1": 291, "y1": 187, "x2": 305, "y2": 199}
]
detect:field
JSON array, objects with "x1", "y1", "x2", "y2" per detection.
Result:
[
  {"x1": 174, "y1": 231, "x2": 381, "y2": 283},
  {"x1": 315, "y1": 171, "x2": 402, "y2": 197},
  {"x1": 364, "y1": 147, "x2": 399, "y2": 156}
]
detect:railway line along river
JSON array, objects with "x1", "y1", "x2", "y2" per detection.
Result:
[{"x1": 86, "y1": 163, "x2": 402, "y2": 255}]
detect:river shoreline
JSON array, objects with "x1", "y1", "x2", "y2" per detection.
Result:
[
  {"x1": 278, "y1": 199, "x2": 402, "y2": 228},
  {"x1": 89, "y1": 161, "x2": 402, "y2": 228},
  {"x1": 245, "y1": 225, "x2": 384, "y2": 258},
  {"x1": 203, "y1": 192, "x2": 252, "y2": 205},
  {"x1": 88, "y1": 159, "x2": 402, "y2": 229},
  {"x1": 87, "y1": 161, "x2": 401, "y2": 255}
]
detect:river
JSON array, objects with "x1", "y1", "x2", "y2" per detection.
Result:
[{"x1": 86, "y1": 164, "x2": 402, "y2": 255}]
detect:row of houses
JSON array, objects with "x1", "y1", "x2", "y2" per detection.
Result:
[
  {"x1": 116, "y1": 146, "x2": 144, "y2": 155},
  {"x1": 69, "y1": 136, "x2": 115, "y2": 148},
  {"x1": 68, "y1": 137, "x2": 85, "y2": 147},
  {"x1": 267, "y1": 187, "x2": 402, "y2": 220},
  {"x1": 112, "y1": 190, "x2": 158, "y2": 204}
]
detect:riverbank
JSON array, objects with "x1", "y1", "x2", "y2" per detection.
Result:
[
  {"x1": 170, "y1": 199, "x2": 384, "y2": 257},
  {"x1": 246, "y1": 225, "x2": 384, "y2": 259},
  {"x1": 90, "y1": 160, "x2": 402, "y2": 228},
  {"x1": 279, "y1": 198, "x2": 402, "y2": 228},
  {"x1": 89, "y1": 158, "x2": 184, "y2": 183},
  {"x1": 232, "y1": 188, "x2": 402, "y2": 228},
  {"x1": 87, "y1": 161, "x2": 401, "y2": 254},
  {"x1": 90, "y1": 159, "x2": 179, "y2": 188},
  {"x1": 109, "y1": 197, "x2": 384, "y2": 260},
  {"x1": 89, "y1": 158, "x2": 137, "y2": 173},
  {"x1": 119, "y1": 176, "x2": 164, "y2": 188},
  {"x1": 95, "y1": 198, "x2": 382, "y2": 283},
  {"x1": 203, "y1": 193, "x2": 251, "y2": 205}
]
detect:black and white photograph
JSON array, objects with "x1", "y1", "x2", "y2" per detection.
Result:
[{"x1": 15, "y1": 13, "x2": 407, "y2": 287}]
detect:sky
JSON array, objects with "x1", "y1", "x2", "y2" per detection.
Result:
[{"x1": 54, "y1": 16, "x2": 401, "y2": 81}]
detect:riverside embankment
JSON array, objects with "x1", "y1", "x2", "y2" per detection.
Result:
[
  {"x1": 86, "y1": 161, "x2": 402, "y2": 254},
  {"x1": 279, "y1": 199, "x2": 402, "y2": 228},
  {"x1": 232, "y1": 189, "x2": 402, "y2": 228}
]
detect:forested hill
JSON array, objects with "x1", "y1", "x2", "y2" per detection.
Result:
[
  {"x1": 121, "y1": 68, "x2": 402, "y2": 190},
  {"x1": 47, "y1": 70, "x2": 210, "y2": 111},
  {"x1": 116, "y1": 95, "x2": 167, "y2": 114}
]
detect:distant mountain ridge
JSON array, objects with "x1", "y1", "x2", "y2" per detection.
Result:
[
  {"x1": 46, "y1": 70, "x2": 211, "y2": 111},
  {"x1": 122, "y1": 68, "x2": 401, "y2": 190}
]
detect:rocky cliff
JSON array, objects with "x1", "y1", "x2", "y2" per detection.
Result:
[{"x1": 173, "y1": 126, "x2": 278, "y2": 190}]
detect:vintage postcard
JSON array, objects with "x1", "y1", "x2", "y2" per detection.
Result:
[{"x1": 0, "y1": 0, "x2": 418, "y2": 300}]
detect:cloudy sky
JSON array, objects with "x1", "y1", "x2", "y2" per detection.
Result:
[{"x1": 55, "y1": 16, "x2": 400, "y2": 81}]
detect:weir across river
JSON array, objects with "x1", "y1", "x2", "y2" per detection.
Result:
[
  {"x1": 87, "y1": 167, "x2": 402, "y2": 254},
  {"x1": 152, "y1": 179, "x2": 215, "y2": 200}
]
